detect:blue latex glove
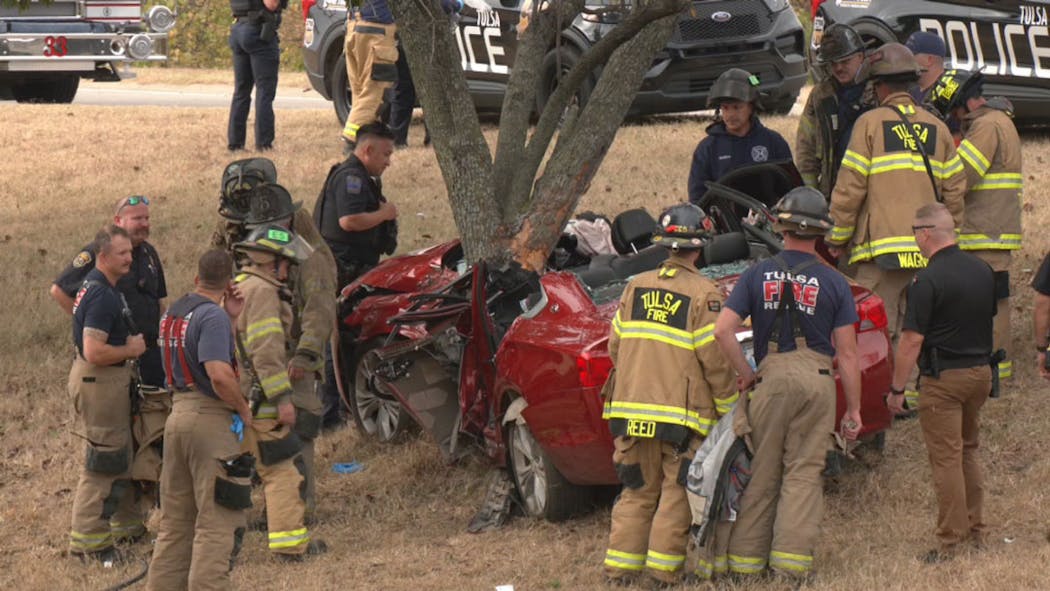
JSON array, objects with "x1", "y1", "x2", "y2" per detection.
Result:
[
  {"x1": 332, "y1": 461, "x2": 364, "y2": 474},
  {"x1": 230, "y1": 414, "x2": 244, "y2": 442}
]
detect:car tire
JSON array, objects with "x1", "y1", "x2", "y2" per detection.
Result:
[
  {"x1": 506, "y1": 418, "x2": 592, "y2": 522},
  {"x1": 346, "y1": 338, "x2": 413, "y2": 443},
  {"x1": 536, "y1": 44, "x2": 595, "y2": 119},
  {"x1": 13, "y1": 75, "x2": 79, "y2": 104},
  {"x1": 331, "y1": 51, "x2": 352, "y2": 126}
]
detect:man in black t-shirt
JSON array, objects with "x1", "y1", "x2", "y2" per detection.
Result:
[
  {"x1": 51, "y1": 195, "x2": 167, "y2": 388},
  {"x1": 1031, "y1": 253, "x2": 1050, "y2": 379}
]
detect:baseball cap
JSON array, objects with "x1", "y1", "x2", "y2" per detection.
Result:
[{"x1": 905, "y1": 31, "x2": 946, "y2": 58}]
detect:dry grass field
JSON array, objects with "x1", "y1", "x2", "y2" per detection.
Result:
[{"x1": 3, "y1": 79, "x2": 1050, "y2": 591}]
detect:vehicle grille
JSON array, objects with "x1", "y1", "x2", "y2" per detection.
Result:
[{"x1": 671, "y1": 0, "x2": 773, "y2": 44}]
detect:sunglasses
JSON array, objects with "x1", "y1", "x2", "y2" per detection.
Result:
[{"x1": 116, "y1": 195, "x2": 150, "y2": 213}]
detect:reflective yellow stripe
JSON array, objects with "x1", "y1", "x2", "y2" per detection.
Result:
[
  {"x1": 958, "y1": 232, "x2": 1022, "y2": 250},
  {"x1": 896, "y1": 104, "x2": 916, "y2": 115},
  {"x1": 713, "y1": 555, "x2": 728, "y2": 574},
  {"x1": 645, "y1": 549, "x2": 686, "y2": 572},
  {"x1": 829, "y1": 225, "x2": 855, "y2": 243},
  {"x1": 905, "y1": 389, "x2": 920, "y2": 410},
  {"x1": 769, "y1": 550, "x2": 813, "y2": 572},
  {"x1": 801, "y1": 172, "x2": 818, "y2": 187},
  {"x1": 957, "y1": 139, "x2": 990, "y2": 176},
  {"x1": 727, "y1": 553, "x2": 767, "y2": 574},
  {"x1": 998, "y1": 360, "x2": 1013, "y2": 380},
  {"x1": 245, "y1": 317, "x2": 283, "y2": 346},
  {"x1": 714, "y1": 391, "x2": 739, "y2": 415},
  {"x1": 840, "y1": 150, "x2": 871, "y2": 176},
  {"x1": 602, "y1": 400, "x2": 715, "y2": 436},
  {"x1": 260, "y1": 371, "x2": 292, "y2": 398},
  {"x1": 256, "y1": 402, "x2": 278, "y2": 419},
  {"x1": 268, "y1": 527, "x2": 309, "y2": 549},
  {"x1": 70, "y1": 530, "x2": 113, "y2": 551},
  {"x1": 970, "y1": 172, "x2": 1023, "y2": 191},
  {"x1": 612, "y1": 312, "x2": 715, "y2": 351},
  {"x1": 604, "y1": 549, "x2": 645, "y2": 571},
  {"x1": 848, "y1": 235, "x2": 920, "y2": 264},
  {"x1": 865, "y1": 153, "x2": 960, "y2": 178},
  {"x1": 110, "y1": 521, "x2": 145, "y2": 538},
  {"x1": 695, "y1": 559, "x2": 713, "y2": 579}
]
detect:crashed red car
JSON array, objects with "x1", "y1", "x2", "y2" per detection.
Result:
[{"x1": 334, "y1": 164, "x2": 893, "y2": 521}]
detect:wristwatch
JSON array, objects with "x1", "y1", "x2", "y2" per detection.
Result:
[
  {"x1": 1037, "y1": 344, "x2": 1049, "y2": 353},
  {"x1": 889, "y1": 385, "x2": 906, "y2": 395}
]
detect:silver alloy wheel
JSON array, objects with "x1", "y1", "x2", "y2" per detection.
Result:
[
  {"x1": 508, "y1": 422, "x2": 548, "y2": 517},
  {"x1": 353, "y1": 354, "x2": 403, "y2": 442}
]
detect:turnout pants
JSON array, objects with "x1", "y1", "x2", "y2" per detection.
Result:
[
  {"x1": 341, "y1": 17, "x2": 398, "y2": 141},
  {"x1": 146, "y1": 391, "x2": 250, "y2": 591},
  {"x1": 604, "y1": 437, "x2": 695, "y2": 584},
  {"x1": 291, "y1": 374, "x2": 323, "y2": 518},
  {"x1": 854, "y1": 263, "x2": 921, "y2": 406},
  {"x1": 918, "y1": 366, "x2": 990, "y2": 550},
  {"x1": 68, "y1": 359, "x2": 144, "y2": 554},
  {"x1": 727, "y1": 348, "x2": 836, "y2": 576},
  {"x1": 974, "y1": 250, "x2": 1013, "y2": 381},
  {"x1": 242, "y1": 415, "x2": 310, "y2": 555}
]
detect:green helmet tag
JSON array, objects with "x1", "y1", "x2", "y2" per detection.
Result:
[
  {"x1": 267, "y1": 228, "x2": 290, "y2": 243},
  {"x1": 748, "y1": 75, "x2": 760, "y2": 86}
]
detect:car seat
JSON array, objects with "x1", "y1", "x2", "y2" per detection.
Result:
[
  {"x1": 703, "y1": 232, "x2": 750, "y2": 266},
  {"x1": 611, "y1": 208, "x2": 657, "y2": 254}
]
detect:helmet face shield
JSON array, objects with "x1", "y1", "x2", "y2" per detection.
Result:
[{"x1": 220, "y1": 158, "x2": 278, "y2": 221}]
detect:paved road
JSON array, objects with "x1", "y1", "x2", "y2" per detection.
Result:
[{"x1": 71, "y1": 84, "x2": 330, "y2": 109}]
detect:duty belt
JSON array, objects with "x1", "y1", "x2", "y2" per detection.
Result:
[{"x1": 928, "y1": 354, "x2": 988, "y2": 372}]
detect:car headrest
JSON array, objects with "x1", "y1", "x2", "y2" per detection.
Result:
[
  {"x1": 611, "y1": 208, "x2": 657, "y2": 254},
  {"x1": 703, "y1": 232, "x2": 749, "y2": 266}
]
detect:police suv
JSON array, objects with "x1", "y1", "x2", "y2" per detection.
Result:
[
  {"x1": 812, "y1": 0, "x2": 1050, "y2": 124},
  {"x1": 302, "y1": 0, "x2": 809, "y2": 121}
]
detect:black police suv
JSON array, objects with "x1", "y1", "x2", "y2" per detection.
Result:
[
  {"x1": 812, "y1": 0, "x2": 1050, "y2": 124},
  {"x1": 301, "y1": 0, "x2": 808, "y2": 122}
]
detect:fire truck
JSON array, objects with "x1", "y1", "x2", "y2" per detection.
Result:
[{"x1": 0, "y1": 0, "x2": 175, "y2": 103}]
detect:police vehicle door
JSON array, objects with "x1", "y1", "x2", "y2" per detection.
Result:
[{"x1": 455, "y1": 0, "x2": 519, "y2": 93}]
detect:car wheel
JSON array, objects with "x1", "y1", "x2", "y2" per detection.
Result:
[
  {"x1": 331, "y1": 51, "x2": 352, "y2": 126},
  {"x1": 506, "y1": 418, "x2": 592, "y2": 522},
  {"x1": 536, "y1": 44, "x2": 595, "y2": 120},
  {"x1": 13, "y1": 75, "x2": 79, "y2": 103},
  {"x1": 347, "y1": 339, "x2": 412, "y2": 442}
]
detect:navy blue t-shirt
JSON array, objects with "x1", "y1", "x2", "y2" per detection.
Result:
[
  {"x1": 163, "y1": 295, "x2": 235, "y2": 399},
  {"x1": 725, "y1": 250, "x2": 858, "y2": 364},
  {"x1": 72, "y1": 268, "x2": 130, "y2": 355}
]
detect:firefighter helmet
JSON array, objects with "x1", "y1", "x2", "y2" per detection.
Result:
[
  {"x1": 707, "y1": 68, "x2": 760, "y2": 108},
  {"x1": 243, "y1": 183, "x2": 302, "y2": 226},
  {"x1": 856, "y1": 42, "x2": 921, "y2": 83},
  {"x1": 772, "y1": 187, "x2": 833, "y2": 237},
  {"x1": 928, "y1": 69, "x2": 985, "y2": 120},
  {"x1": 233, "y1": 224, "x2": 313, "y2": 264},
  {"x1": 816, "y1": 23, "x2": 865, "y2": 64},
  {"x1": 652, "y1": 203, "x2": 712, "y2": 250},
  {"x1": 220, "y1": 158, "x2": 277, "y2": 221}
]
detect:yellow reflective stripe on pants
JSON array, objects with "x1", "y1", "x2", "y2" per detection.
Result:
[
  {"x1": 770, "y1": 550, "x2": 813, "y2": 573},
  {"x1": 958, "y1": 233, "x2": 1022, "y2": 250},
  {"x1": 905, "y1": 389, "x2": 920, "y2": 410},
  {"x1": 111, "y1": 520, "x2": 145, "y2": 539},
  {"x1": 604, "y1": 549, "x2": 645, "y2": 571},
  {"x1": 256, "y1": 402, "x2": 279, "y2": 419},
  {"x1": 70, "y1": 529, "x2": 113, "y2": 551},
  {"x1": 269, "y1": 527, "x2": 310, "y2": 550},
  {"x1": 602, "y1": 400, "x2": 715, "y2": 436},
  {"x1": 645, "y1": 549, "x2": 685, "y2": 573},
  {"x1": 342, "y1": 122, "x2": 361, "y2": 141},
  {"x1": 728, "y1": 553, "x2": 767, "y2": 574},
  {"x1": 998, "y1": 360, "x2": 1013, "y2": 380},
  {"x1": 245, "y1": 317, "x2": 283, "y2": 347},
  {"x1": 261, "y1": 371, "x2": 292, "y2": 398}
]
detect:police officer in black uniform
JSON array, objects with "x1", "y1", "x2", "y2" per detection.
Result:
[
  {"x1": 51, "y1": 195, "x2": 167, "y2": 389},
  {"x1": 228, "y1": 0, "x2": 285, "y2": 151},
  {"x1": 314, "y1": 121, "x2": 399, "y2": 429},
  {"x1": 886, "y1": 202, "x2": 995, "y2": 562}
]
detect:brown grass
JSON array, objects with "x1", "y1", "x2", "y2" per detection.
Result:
[
  {"x1": 117, "y1": 67, "x2": 311, "y2": 91},
  {"x1": 2, "y1": 94, "x2": 1050, "y2": 591}
]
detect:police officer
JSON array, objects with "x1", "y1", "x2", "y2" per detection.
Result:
[
  {"x1": 146, "y1": 250, "x2": 255, "y2": 590},
  {"x1": 233, "y1": 225, "x2": 328, "y2": 560},
  {"x1": 240, "y1": 182, "x2": 337, "y2": 519},
  {"x1": 928, "y1": 69, "x2": 1022, "y2": 384},
  {"x1": 316, "y1": 122, "x2": 399, "y2": 428},
  {"x1": 826, "y1": 42, "x2": 967, "y2": 410},
  {"x1": 797, "y1": 23, "x2": 873, "y2": 198},
  {"x1": 904, "y1": 31, "x2": 962, "y2": 140},
  {"x1": 600, "y1": 204, "x2": 735, "y2": 587},
  {"x1": 67, "y1": 225, "x2": 148, "y2": 565},
  {"x1": 713, "y1": 188, "x2": 862, "y2": 579},
  {"x1": 340, "y1": 0, "x2": 398, "y2": 148},
  {"x1": 886, "y1": 203, "x2": 995, "y2": 562},
  {"x1": 687, "y1": 69, "x2": 792, "y2": 205},
  {"x1": 1031, "y1": 252, "x2": 1050, "y2": 379},
  {"x1": 228, "y1": 0, "x2": 284, "y2": 151}
]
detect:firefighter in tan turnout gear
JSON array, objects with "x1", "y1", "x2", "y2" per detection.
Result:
[
  {"x1": 714, "y1": 187, "x2": 863, "y2": 579},
  {"x1": 929, "y1": 69, "x2": 1023, "y2": 384},
  {"x1": 826, "y1": 42, "x2": 966, "y2": 410},
  {"x1": 601, "y1": 203, "x2": 735, "y2": 587},
  {"x1": 233, "y1": 225, "x2": 328, "y2": 560}
]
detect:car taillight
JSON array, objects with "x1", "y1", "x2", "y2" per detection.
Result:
[
  {"x1": 856, "y1": 294, "x2": 888, "y2": 332},
  {"x1": 811, "y1": 0, "x2": 825, "y2": 19},
  {"x1": 577, "y1": 352, "x2": 613, "y2": 388},
  {"x1": 303, "y1": 0, "x2": 316, "y2": 20}
]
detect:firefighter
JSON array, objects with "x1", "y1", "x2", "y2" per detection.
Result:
[
  {"x1": 928, "y1": 69, "x2": 1022, "y2": 384},
  {"x1": 212, "y1": 157, "x2": 279, "y2": 250},
  {"x1": 713, "y1": 187, "x2": 862, "y2": 579},
  {"x1": 146, "y1": 250, "x2": 255, "y2": 590},
  {"x1": 232, "y1": 225, "x2": 328, "y2": 560},
  {"x1": 340, "y1": 0, "x2": 398, "y2": 149},
  {"x1": 886, "y1": 203, "x2": 995, "y2": 562},
  {"x1": 687, "y1": 68, "x2": 792, "y2": 205},
  {"x1": 826, "y1": 42, "x2": 966, "y2": 411},
  {"x1": 796, "y1": 23, "x2": 873, "y2": 198},
  {"x1": 67, "y1": 225, "x2": 147, "y2": 566},
  {"x1": 1032, "y1": 252, "x2": 1050, "y2": 380},
  {"x1": 600, "y1": 203, "x2": 735, "y2": 587}
]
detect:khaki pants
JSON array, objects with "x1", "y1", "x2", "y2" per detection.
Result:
[
  {"x1": 291, "y1": 374, "x2": 322, "y2": 517},
  {"x1": 974, "y1": 250, "x2": 1013, "y2": 381},
  {"x1": 146, "y1": 392, "x2": 250, "y2": 591},
  {"x1": 68, "y1": 358, "x2": 144, "y2": 553},
  {"x1": 242, "y1": 417, "x2": 310, "y2": 555},
  {"x1": 341, "y1": 18, "x2": 398, "y2": 141},
  {"x1": 727, "y1": 348, "x2": 836, "y2": 576},
  {"x1": 604, "y1": 437, "x2": 694, "y2": 584},
  {"x1": 918, "y1": 366, "x2": 990, "y2": 549}
]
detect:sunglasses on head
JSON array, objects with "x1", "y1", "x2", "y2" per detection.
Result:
[{"x1": 116, "y1": 195, "x2": 150, "y2": 213}]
